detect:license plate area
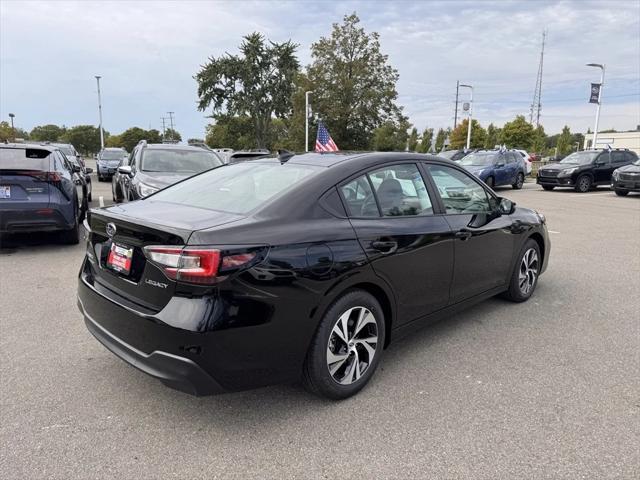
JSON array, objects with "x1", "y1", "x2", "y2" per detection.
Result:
[
  {"x1": 107, "y1": 243, "x2": 134, "y2": 275},
  {"x1": 0, "y1": 186, "x2": 10, "y2": 199}
]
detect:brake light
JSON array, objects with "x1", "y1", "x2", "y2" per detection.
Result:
[
  {"x1": 221, "y1": 253, "x2": 256, "y2": 270},
  {"x1": 144, "y1": 246, "x2": 221, "y2": 284},
  {"x1": 11, "y1": 170, "x2": 62, "y2": 182}
]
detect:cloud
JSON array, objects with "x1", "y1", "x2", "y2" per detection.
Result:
[{"x1": 1, "y1": 0, "x2": 638, "y2": 140}]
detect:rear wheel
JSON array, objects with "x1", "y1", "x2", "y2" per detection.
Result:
[
  {"x1": 60, "y1": 204, "x2": 80, "y2": 245},
  {"x1": 615, "y1": 189, "x2": 629, "y2": 196},
  {"x1": 575, "y1": 175, "x2": 592, "y2": 193},
  {"x1": 512, "y1": 173, "x2": 524, "y2": 190},
  {"x1": 542, "y1": 185, "x2": 555, "y2": 191},
  {"x1": 485, "y1": 176, "x2": 495, "y2": 189},
  {"x1": 302, "y1": 290, "x2": 385, "y2": 400},
  {"x1": 502, "y1": 239, "x2": 540, "y2": 302}
]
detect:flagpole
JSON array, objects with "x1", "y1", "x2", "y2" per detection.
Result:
[
  {"x1": 305, "y1": 91, "x2": 313, "y2": 152},
  {"x1": 586, "y1": 64, "x2": 604, "y2": 149}
]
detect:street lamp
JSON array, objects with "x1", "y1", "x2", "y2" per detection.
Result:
[
  {"x1": 586, "y1": 63, "x2": 605, "y2": 149},
  {"x1": 305, "y1": 91, "x2": 313, "y2": 152},
  {"x1": 459, "y1": 84, "x2": 473, "y2": 150},
  {"x1": 95, "y1": 76, "x2": 105, "y2": 150},
  {"x1": 8, "y1": 113, "x2": 15, "y2": 141}
]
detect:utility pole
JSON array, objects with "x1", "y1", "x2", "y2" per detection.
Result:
[
  {"x1": 8, "y1": 113, "x2": 15, "y2": 141},
  {"x1": 167, "y1": 111, "x2": 175, "y2": 142},
  {"x1": 453, "y1": 80, "x2": 460, "y2": 129},
  {"x1": 161, "y1": 117, "x2": 168, "y2": 139},
  {"x1": 95, "y1": 76, "x2": 105, "y2": 150},
  {"x1": 586, "y1": 63, "x2": 605, "y2": 149},
  {"x1": 530, "y1": 30, "x2": 546, "y2": 128},
  {"x1": 460, "y1": 84, "x2": 473, "y2": 150},
  {"x1": 305, "y1": 91, "x2": 313, "y2": 152}
]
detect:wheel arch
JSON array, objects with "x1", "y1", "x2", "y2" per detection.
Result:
[{"x1": 528, "y1": 231, "x2": 546, "y2": 265}]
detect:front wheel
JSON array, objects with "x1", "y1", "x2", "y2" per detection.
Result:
[
  {"x1": 614, "y1": 189, "x2": 628, "y2": 197},
  {"x1": 302, "y1": 290, "x2": 385, "y2": 400},
  {"x1": 512, "y1": 173, "x2": 524, "y2": 190},
  {"x1": 575, "y1": 175, "x2": 592, "y2": 193},
  {"x1": 485, "y1": 176, "x2": 495, "y2": 189},
  {"x1": 502, "y1": 239, "x2": 541, "y2": 302}
]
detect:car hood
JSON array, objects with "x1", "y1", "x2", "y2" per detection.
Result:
[
  {"x1": 615, "y1": 164, "x2": 640, "y2": 173},
  {"x1": 137, "y1": 171, "x2": 194, "y2": 189}
]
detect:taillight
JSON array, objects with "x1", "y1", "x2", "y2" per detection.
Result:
[
  {"x1": 13, "y1": 170, "x2": 61, "y2": 182},
  {"x1": 144, "y1": 246, "x2": 221, "y2": 284}
]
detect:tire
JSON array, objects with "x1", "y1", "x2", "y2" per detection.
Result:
[
  {"x1": 615, "y1": 189, "x2": 629, "y2": 197},
  {"x1": 502, "y1": 238, "x2": 541, "y2": 302},
  {"x1": 302, "y1": 290, "x2": 386, "y2": 400},
  {"x1": 512, "y1": 173, "x2": 524, "y2": 190},
  {"x1": 485, "y1": 176, "x2": 495, "y2": 189},
  {"x1": 60, "y1": 205, "x2": 80, "y2": 245},
  {"x1": 88, "y1": 191, "x2": 92, "y2": 202},
  {"x1": 542, "y1": 185, "x2": 555, "y2": 191},
  {"x1": 574, "y1": 175, "x2": 592, "y2": 193}
]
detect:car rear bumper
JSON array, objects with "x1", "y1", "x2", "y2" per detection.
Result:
[
  {"x1": 0, "y1": 206, "x2": 73, "y2": 233},
  {"x1": 79, "y1": 296, "x2": 225, "y2": 396}
]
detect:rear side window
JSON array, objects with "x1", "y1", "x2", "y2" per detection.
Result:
[
  {"x1": 150, "y1": 162, "x2": 322, "y2": 214},
  {"x1": 341, "y1": 164, "x2": 433, "y2": 217},
  {"x1": 611, "y1": 151, "x2": 626, "y2": 163}
]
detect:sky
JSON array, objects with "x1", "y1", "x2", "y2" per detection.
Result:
[{"x1": 1, "y1": 0, "x2": 639, "y2": 141}]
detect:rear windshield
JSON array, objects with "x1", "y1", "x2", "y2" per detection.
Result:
[
  {"x1": 101, "y1": 150, "x2": 126, "y2": 160},
  {"x1": 0, "y1": 148, "x2": 50, "y2": 170},
  {"x1": 141, "y1": 149, "x2": 222, "y2": 173},
  {"x1": 149, "y1": 162, "x2": 322, "y2": 214}
]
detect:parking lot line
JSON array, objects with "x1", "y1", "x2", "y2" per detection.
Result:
[{"x1": 99, "y1": 196, "x2": 104, "y2": 208}]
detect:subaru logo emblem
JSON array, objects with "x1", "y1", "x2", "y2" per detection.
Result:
[{"x1": 106, "y1": 223, "x2": 116, "y2": 238}]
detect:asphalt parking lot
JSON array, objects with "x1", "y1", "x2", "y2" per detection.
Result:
[{"x1": 1, "y1": 168, "x2": 639, "y2": 479}]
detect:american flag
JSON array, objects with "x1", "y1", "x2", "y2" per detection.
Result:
[{"x1": 315, "y1": 121, "x2": 339, "y2": 152}]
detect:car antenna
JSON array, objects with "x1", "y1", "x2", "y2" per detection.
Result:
[{"x1": 278, "y1": 149, "x2": 295, "y2": 163}]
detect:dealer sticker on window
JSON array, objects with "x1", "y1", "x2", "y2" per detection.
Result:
[{"x1": 0, "y1": 186, "x2": 10, "y2": 199}]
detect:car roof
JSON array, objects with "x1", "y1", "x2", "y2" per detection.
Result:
[
  {"x1": 252, "y1": 151, "x2": 449, "y2": 170},
  {"x1": 144, "y1": 143, "x2": 209, "y2": 151}
]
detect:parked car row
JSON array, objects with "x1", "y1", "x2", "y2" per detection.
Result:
[
  {"x1": 456, "y1": 149, "x2": 527, "y2": 189},
  {"x1": 536, "y1": 148, "x2": 638, "y2": 193}
]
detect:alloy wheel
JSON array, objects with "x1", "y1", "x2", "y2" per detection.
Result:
[
  {"x1": 516, "y1": 174, "x2": 524, "y2": 188},
  {"x1": 326, "y1": 306, "x2": 378, "y2": 385},
  {"x1": 578, "y1": 176, "x2": 590, "y2": 192},
  {"x1": 519, "y1": 248, "x2": 539, "y2": 295}
]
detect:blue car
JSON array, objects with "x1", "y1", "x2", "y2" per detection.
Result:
[
  {"x1": 0, "y1": 143, "x2": 87, "y2": 243},
  {"x1": 458, "y1": 150, "x2": 526, "y2": 189}
]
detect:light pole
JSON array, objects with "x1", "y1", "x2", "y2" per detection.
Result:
[
  {"x1": 95, "y1": 76, "x2": 105, "y2": 150},
  {"x1": 305, "y1": 91, "x2": 313, "y2": 152},
  {"x1": 8, "y1": 113, "x2": 15, "y2": 141},
  {"x1": 460, "y1": 84, "x2": 473, "y2": 150},
  {"x1": 586, "y1": 63, "x2": 605, "y2": 149}
]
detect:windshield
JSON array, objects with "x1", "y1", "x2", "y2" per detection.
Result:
[
  {"x1": 101, "y1": 150, "x2": 126, "y2": 160},
  {"x1": 459, "y1": 152, "x2": 496, "y2": 167},
  {"x1": 149, "y1": 162, "x2": 322, "y2": 214},
  {"x1": 438, "y1": 151, "x2": 458, "y2": 160},
  {"x1": 560, "y1": 151, "x2": 599, "y2": 165},
  {"x1": 56, "y1": 145, "x2": 75, "y2": 156},
  {"x1": 141, "y1": 149, "x2": 222, "y2": 173}
]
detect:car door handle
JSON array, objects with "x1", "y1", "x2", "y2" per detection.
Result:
[
  {"x1": 455, "y1": 229, "x2": 473, "y2": 240},
  {"x1": 371, "y1": 240, "x2": 398, "y2": 254}
]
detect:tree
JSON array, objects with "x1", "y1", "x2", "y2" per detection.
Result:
[
  {"x1": 418, "y1": 127, "x2": 433, "y2": 153},
  {"x1": 117, "y1": 127, "x2": 162, "y2": 152},
  {"x1": 434, "y1": 128, "x2": 449, "y2": 152},
  {"x1": 556, "y1": 125, "x2": 573, "y2": 156},
  {"x1": 449, "y1": 119, "x2": 486, "y2": 149},
  {"x1": 187, "y1": 138, "x2": 205, "y2": 145},
  {"x1": 163, "y1": 128, "x2": 182, "y2": 143},
  {"x1": 407, "y1": 127, "x2": 419, "y2": 151},
  {"x1": 500, "y1": 115, "x2": 535, "y2": 149},
  {"x1": 530, "y1": 125, "x2": 547, "y2": 154},
  {"x1": 371, "y1": 120, "x2": 410, "y2": 151},
  {"x1": 196, "y1": 32, "x2": 299, "y2": 149},
  {"x1": 484, "y1": 123, "x2": 501, "y2": 149},
  {"x1": 30, "y1": 124, "x2": 65, "y2": 142},
  {"x1": 205, "y1": 115, "x2": 255, "y2": 150},
  {"x1": 105, "y1": 134, "x2": 122, "y2": 148},
  {"x1": 307, "y1": 13, "x2": 405, "y2": 150},
  {"x1": 0, "y1": 121, "x2": 14, "y2": 141},
  {"x1": 60, "y1": 125, "x2": 102, "y2": 154}
]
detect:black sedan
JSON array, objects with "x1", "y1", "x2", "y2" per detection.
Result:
[
  {"x1": 78, "y1": 152, "x2": 550, "y2": 399},
  {"x1": 612, "y1": 158, "x2": 640, "y2": 196}
]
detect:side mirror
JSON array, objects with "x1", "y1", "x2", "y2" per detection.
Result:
[
  {"x1": 118, "y1": 166, "x2": 132, "y2": 176},
  {"x1": 495, "y1": 162, "x2": 505, "y2": 168},
  {"x1": 498, "y1": 197, "x2": 516, "y2": 215},
  {"x1": 594, "y1": 159, "x2": 605, "y2": 166},
  {"x1": 85, "y1": 167, "x2": 93, "y2": 174},
  {"x1": 72, "y1": 164, "x2": 81, "y2": 173}
]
